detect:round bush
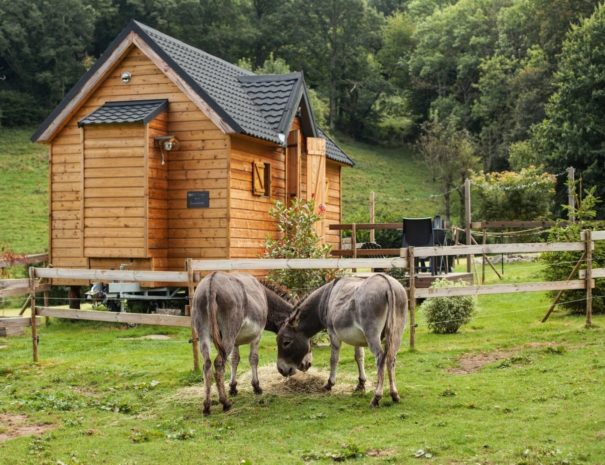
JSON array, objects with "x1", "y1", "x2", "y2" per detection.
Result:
[{"x1": 420, "y1": 279, "x2": 476, "y2": 334}]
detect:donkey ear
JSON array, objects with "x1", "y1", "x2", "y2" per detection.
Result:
[{"x1": 288, "y1": 312, "x2": 301, "y2": 329}]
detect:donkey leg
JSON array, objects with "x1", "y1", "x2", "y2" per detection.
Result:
[
  {"x1": 367, "y1": 337, "x2": 387, "y2": 407},
  {"x1": 354, "y1": 346, "x2": 367, "y2": 392},
  {"x1": 324, "y1": 337, "x2": 341, "y2": 391},
  {"x1": 249, "y1": 336, "x2": 263, "y2": 395},
  {"x1": 229, "y1": 346, "x2": 240, "y2": 396},
  {"x1": 201, "y1": 341, "x2": 213, "y2": 416},
  {"x1": 387, "y1": 354, "x2": 400, "y2": 403},
  {"x1": 214, "y1": 352, "x2": 232, "y2": 412}
]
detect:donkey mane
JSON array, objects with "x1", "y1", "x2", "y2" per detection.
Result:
[
  {"x1": 259, "y1": 279, "x2": 297, "y2": 304},
  {"x1": 286, "y1": 278, "x2": 340, "y2": 330}
]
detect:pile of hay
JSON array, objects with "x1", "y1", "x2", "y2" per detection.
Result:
[{"x1": 175, "y1": 365, "x2": 362, "y2": 400}]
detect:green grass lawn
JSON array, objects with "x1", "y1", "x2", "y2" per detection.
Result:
[
  {"x1": 0, "y1": 128, "x2": 48, "y2": 254},
  {"x1": 1, "y1": 263, "x2": 604, "y2": 464}
]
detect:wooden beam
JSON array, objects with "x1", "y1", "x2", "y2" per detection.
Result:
[
  {"x1": 33, "y1": 268, "x2": 188, "y2": 283},
  {"x1": 0, "y1": 317, "x2": 42, "y2": 328},
  {"x1": 401, "y1": 242, "x2": 586, "y2": 258},
  {"x1": 581, "y1": 230, "x2": 605, "y2": 241},
  {"x1": 329, "y1": 223, "x2": 401, "y2": 231},
  {"x1": 579, "y1": 268, "x2": 605, "y2": 279},
  {"x1": 37, "y1": 307, "x2": 191, "y2": 327},
  {"x1": 415, "y1": 279, "x2": 591, "y2": 299},
  {"x1": 190, "y1": 257, "x2": 408, "y2": 271},
  {"x1": 331, "y1": 248, "x2": 401, "y2": 257},
  {"x1": 470, "y1": 220, "x2": 561, "y2": 229},
  {"x1": 0, "y1": 253, "x2": 49, "y2": 269}
]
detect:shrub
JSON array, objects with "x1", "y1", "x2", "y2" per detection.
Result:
[
  {"x1": 471, "y1": 167, "x2": 556, "y2": 221},
  {"x1": 264, "y1": 198, "x2": 335, "y2": 298},
  {"x1": 541, "y1": 188, "x2": 605, "y2": 314},
  {"x1": 420, "y1": 279, "x2": 476, "y2": 334}
]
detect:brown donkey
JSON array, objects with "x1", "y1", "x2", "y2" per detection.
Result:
[
  {"x1": 276, "y1": 274, "x2": 407, "y2": 407},
  {"x1": 192, "y1": 272, "x2": 293, "y2": 415}
]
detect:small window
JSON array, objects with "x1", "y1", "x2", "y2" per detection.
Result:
[{"x1": 252, "y1": 161, "x2": 271, "y2": 197}]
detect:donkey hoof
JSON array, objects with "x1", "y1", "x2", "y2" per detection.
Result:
[
  {"x1": 354, "y1": 383, "x2": 366, "y2": 392},
  {"x1": 370, "y1": 395, "x2": 382, "y2": 408},
  {"x1": 203, "y1": 405, "x2": 211, "y2": 416},
  {"x1": 322, "y1": 382, "x2": 333, "y2": 392},
  {"x1": 222, "y1": 402, "x2": 232, "y2": 412},
  {"x1": 391, "y1": 392, "x2": 401, "y2": 403},
  {"x1": 253, "y1": 385, "x2": 263, "y2": 395},
  {"x1": 229, "y1": 385, "x2": 238, "y2": 396}
]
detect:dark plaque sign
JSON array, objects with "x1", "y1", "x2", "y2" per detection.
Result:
[{"x1": 187, "y1": 191, "x2": 210, "y2": 208}]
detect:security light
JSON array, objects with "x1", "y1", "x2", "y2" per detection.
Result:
[{"x1": 121, "y1": 71, "x2": 132, "y2": 83}]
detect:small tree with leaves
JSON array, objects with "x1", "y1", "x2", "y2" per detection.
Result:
[
  {"x1": 264, "y1": 198, "x2": 335, "y2": 299},
  {"x1": 541, "y1": 187, "x2": 605, "y2": 314},
  {"x1": 418, "y1": 117, "x2": 479, "y2": 224}
]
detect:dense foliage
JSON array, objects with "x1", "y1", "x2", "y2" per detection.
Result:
[
  {"x1": 531, "y1": 3, "x2": 605, "y2": 214},
  {"x1": 420, "y1": 279, "x2": 476, "y2": 334},
  {"x1": 264, "y1": 199, "x2": 334, "y2": 298},
  {"x1": 471, "y1": 167, "x2": 556, "y2": 221},
  {"x1": 2, "y1": 0, "x2": 604, "y2": 217},
  {"x1": 541, "y1": 189, "x2": 605, "y2": 315}
]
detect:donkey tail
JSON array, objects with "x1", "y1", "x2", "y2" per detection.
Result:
[
  {"x1": 379, "y1": 274, "x2": 399, "y2": 363},
  {"x1": 207, "y1": 272, "x2": 226, "y2": 360}
]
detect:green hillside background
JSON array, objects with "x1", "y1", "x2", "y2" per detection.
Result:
[{"x1": 0, "y1": 128, "x2": 446, "y2": 254}]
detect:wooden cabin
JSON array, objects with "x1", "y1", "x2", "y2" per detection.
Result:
[{"x1": 32, "y1": 20, "x2": 353, "y2": 282}]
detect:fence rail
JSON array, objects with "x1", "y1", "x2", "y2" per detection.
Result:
[
  {"x1": 36, "y1": 307, "x2": 191, "y2": 327},
  {"x1": 0, "y1": 253, "x2": 48, "y2": 269},
  {"x1": 24, "y1": 230, "x2": 604, "y2": 367}
]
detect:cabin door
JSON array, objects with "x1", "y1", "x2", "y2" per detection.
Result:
[{"x1": 286, "y1": 129, "x2": 301, "y2": 202}]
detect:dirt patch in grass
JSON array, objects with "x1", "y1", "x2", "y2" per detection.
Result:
[
  {"x1": 0, "y1": 414, "x2": 54, "y2": 442},
  {"x1": 175, "y1": 365, "x2": 359, "y2": 400},
  {"x1": 448, "y1": 350, "x2": 515, "y2": 375},
  {"x1": 0, "y1": 345, "x2": 7, "y2": 350},
  {"x1": 448, "y1": 341, "x2": 561, "y2": 374}
]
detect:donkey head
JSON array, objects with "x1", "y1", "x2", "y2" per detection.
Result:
[{"x1": 276, "y1": 313, "x2": 313, "y2": 377}]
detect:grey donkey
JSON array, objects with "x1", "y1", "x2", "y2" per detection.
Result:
[
  {"x1": 276, "y1": 274, "x2": 407, "y2": 407},
  {"x1": 192, "y1": 272, "x2": 293, "y2": 415}
]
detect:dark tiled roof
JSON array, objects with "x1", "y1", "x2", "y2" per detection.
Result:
[
  {"x1": 238, "y1": 73, "x2": 301, "y2": 133},
  {"x1": 319, "y1": 129, "x2": 355, "y2": 166},
  {"x1": 78, "y1": 99, "x2": 167, "y2": 126},
  {"x1": 32, "y1": 20, "x2": 353, "y2": 166}
]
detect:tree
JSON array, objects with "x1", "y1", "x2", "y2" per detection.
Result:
[
  {"x1": 278, "y1": 0, "x2": 384, "y2": 132},
  {"x1": 418, "y1": 118, "x2": 479, "y2": 223},
  {"x1": 532, "y1": 3, "x2": 605, "y2": 214},
  {"x1": 0, "y1": 0, "x2": 97, "y2": 126}
]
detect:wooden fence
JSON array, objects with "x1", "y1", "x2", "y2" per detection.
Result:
[{"x1": 25, "y1": 231, "x2": 602, "y2": 369}]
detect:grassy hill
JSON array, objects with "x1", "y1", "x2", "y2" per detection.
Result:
[
  {"x1": 0, "y1": 128, "x2": 443, "y2": 253},
  {"x1": 0, "y1": 128, "x2": 48, "y2": 253},
  {"x1": 338, "y1": 136, "x2": 447, "y2": 225}
]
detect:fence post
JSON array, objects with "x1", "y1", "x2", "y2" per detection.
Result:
[
  {"x1": 464, "y1": 178, "x2": 472, "y2": 273},
  {"x1": 28, "y1": 267, "x2": 39, "y2": 363},
  {"x1": 407, "y1": 247, "x2": 416, "y2": 351},
  {"x1": 584, "y1": 230, "x2": 593, "y2": 328},
  {"x1": 43, "y1": 291, "x2": 49, "y2": 327},
  {"x1": 351, "y1": 223, "x2": 357, "y2": 258},
  {"x1": 568, "y1": 167, "x2": 576, "y2": 223},
  {"x1": 369, "y1": 191, "x2": 375, "y2": 243},
  {"x1": 186, "y1": 259, "x2": 200, "y2": 372}
]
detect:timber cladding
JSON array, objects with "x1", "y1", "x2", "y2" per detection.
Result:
[
  {"x1": 50, "y1": 46, "x2": 230, "y2": 273},
  {"x1": 39, "y1": 22, "x2": 352, "y2": 282}
]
